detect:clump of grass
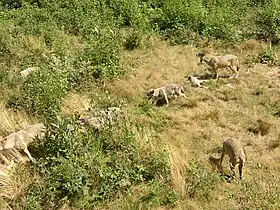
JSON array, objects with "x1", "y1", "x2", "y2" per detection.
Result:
[
  {"x1": 138, "y1": 181, "x2": 180, "y2": 207},
  {"x1": 271, "y1": 100, "x2": 280, "y2": 117},
  {"x1": 248, "y1": 119, "x2": 271, "y2": 136},
  {"x1": 252, "y1": 85, "x2": 265, "y2": 96},
  {"x1": 217, "y1": 89, "x2": 238, "y2": 101},
  {"x1": 202, "y1": 109, "x2": 220, "y2": 122},
  {"x1": 233, "y1": 180, "x2": 280, "y2": 209}
]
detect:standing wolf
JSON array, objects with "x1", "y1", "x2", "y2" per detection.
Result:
[
  {"x1": 147, "y1": 83, "x2": 187, "y2": 106},
  {"x1": 219, "y1": 137, "x2": 246, "y2": 180}
]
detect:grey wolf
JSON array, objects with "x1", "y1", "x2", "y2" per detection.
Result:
[
  {"x1": 147, "y1": 83, "x2": 187, "y2": 106},
  {"x1": 196, "y1": 52, "x2": 240, "y2": 80},
  {"x1": 219, "y1": 137, "x2": 246, "y2": 180}
]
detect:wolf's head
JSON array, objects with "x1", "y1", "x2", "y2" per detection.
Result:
[{"x1": 146, "y1": 89, "x2": 155, "y2": 100}]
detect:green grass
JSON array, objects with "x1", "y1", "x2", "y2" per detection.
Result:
[{"x1": 1, "y1": 0, "x2": 280, "y2": 209}]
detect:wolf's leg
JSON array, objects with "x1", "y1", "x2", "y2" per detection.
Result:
[
  {"x1": 0, "y1": 153, "x2": 10, "y2": 165},
  {"x1": 23, "y1": 147, "x2": 35, "y2": 163},
  {"x1": 163, "y1": 90, "x2": 169, "y2": 106},
  {"x1": 182, "y1": 92, "x2": 187, "y2": 98},
  {"x1": 201, "y1": 85, "x2": 209, "y2": 89},
  {"x1": 178, "y1": 87, "x2": 187, "y2": 98},
  {"x1": 200, "y1": 79, "x2": 209, "y2": 83},
  {"x1": 215, "y1": 70, "x2": 219, "y2": 81},
  {"x1": 229, "y1": 66, "x2": 236, "y2": 78},
  {"x1": 238, "y1": 160, "x2": 244, "y2": 180},
  {"x1": 230, "y1": 161, "x2": 236, "y2": 178}
]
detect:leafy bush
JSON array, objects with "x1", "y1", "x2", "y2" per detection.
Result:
[{"x1": 7, "y1": 63, "x2": 69, "y2": 119}]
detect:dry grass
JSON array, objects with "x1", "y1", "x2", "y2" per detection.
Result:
[
  {"x1": 0, "y1": 102, "x2": 36, "y2": 136},
  {"x1": 106, "y1": 38, "x2": 280, "y2": 208}
]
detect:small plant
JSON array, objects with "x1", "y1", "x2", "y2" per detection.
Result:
[
  {"x1": 185, "y1": 159, "x2": 219, "y2": 201},
  {"x1": 258, "y1": 48, "x2": 279, "y2": 65}
]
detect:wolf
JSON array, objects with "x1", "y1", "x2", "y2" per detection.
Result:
[
  {"x1": 187, "y1": 75, "x2": 209, "y2": 89},
  {"x1": 0, "y1": 123, "x2": 46, "y2": 163},
  {"x1": 219, "y1": 137, "x2": 246, "y2": 180},
  {"x1": 147, "y1": 83, "x2": 187, "y2": 106},
  {"x1": 196, "y1": 51, "x2": 240, "y2": 80}
]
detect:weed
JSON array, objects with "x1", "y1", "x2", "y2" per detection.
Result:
[
  {"x1": 248, "y1": 119, "x2": 271, "y2": 136},
  {"x1": 267, "y1": 134, "x2": 280, "y2": 150}
]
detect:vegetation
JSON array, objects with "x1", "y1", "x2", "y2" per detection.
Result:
[{"x1": 1, "y1": 0, "x2": 280, "y2": 209}]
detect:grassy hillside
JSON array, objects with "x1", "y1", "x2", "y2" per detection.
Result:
[{"x1": 1, "y1": 0, "x2": 280, "y2": 209}]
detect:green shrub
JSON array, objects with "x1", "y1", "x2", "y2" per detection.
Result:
[
  {"x1": 13, "y1": 116, "x2": 171, "y2": 209},
  {"x1": 256, "y1": 0, "x2": 280, "y2": 44},
  {"x1": 0, "y1": 20, "x2": 16, "y2": 65},
  {"x1": 165, "y1": 27, "x2": 201, "y2": 45},
  {"x1": 157, "y1": 0, "x2": 250, "y2": 42}
]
